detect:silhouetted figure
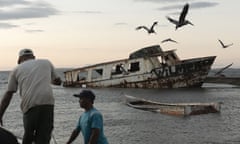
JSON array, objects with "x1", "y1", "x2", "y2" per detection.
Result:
[
  {"x1": 0, "y1": 127, "x2": 19, "y2": 144},
  {"x1": 218, "y1": 39, "x2": 233, "y2": 48},
  {"x1": 166, "y1": 3, "x2": 193, "y2": 30},
  {"x1": 136, "y1": 21, "x2": 158, "y2": 34},
  {"x1": 161, "y1": 38, "x2": 178, "y2": 44}
]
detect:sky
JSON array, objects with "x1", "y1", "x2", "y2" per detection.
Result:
[{"x1": 0, "y1": 0, "x2": 239, "y2": 70}]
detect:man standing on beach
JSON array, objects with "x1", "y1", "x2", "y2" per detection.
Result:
[
  {"x1": 66, "y1": 90, "x2": 108, "y2": 144},
  {"x1": 0, "y1": 48, "x2": 62, "y2": 144}
]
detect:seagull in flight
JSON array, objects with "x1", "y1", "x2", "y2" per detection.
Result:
[
  {"x1": 161, "y1": 38, "x2": 178, "y2": 44},
  {"x1": 136, "y1": 21, "x2": 158, "y2": 34},
  {"x1": 214, "y1": 63, "x2": 233, "y2": 76},
  {"x1": 166, "y1": 3, "x2": 193, "y2": 30},
  {"x1": 218, "y1": 39, "x2": 233, "y2": 48}
]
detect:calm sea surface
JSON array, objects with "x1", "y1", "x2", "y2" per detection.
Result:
[{"x1": 1, "y1": 70, "x2": 240, "y2": 144}]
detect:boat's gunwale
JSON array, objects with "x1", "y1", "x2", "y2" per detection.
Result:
[{"x1": 124, "y1": 95, "x2": 221, "y2": 116}]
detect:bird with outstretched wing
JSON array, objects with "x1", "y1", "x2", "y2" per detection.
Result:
[
  {"x1": 218, "y1": 39, "x2": 233, "y2": 48},
  {"x1": 214, "y1": 63, "x2": 233, "y2": 76},
  {"x1": 136, "y1": 21, "x2": 158, "y2": 34},
  {"x1": 161, "y1": 38, "x2": 178, "y2": 44},
  {"x1": 166, "y1": 3, "x2": 193, "y2": 30}
]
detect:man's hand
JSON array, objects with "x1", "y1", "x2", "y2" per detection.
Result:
[
  {"x1": 0, "y1": 118, "x2": 3, "y2": 126},
  {"x1": 0, "y1": 91, "x2": 15, "y2": 127},
  {"x1": 52, "y1": 77, "x2": 62, "y2": 86}
]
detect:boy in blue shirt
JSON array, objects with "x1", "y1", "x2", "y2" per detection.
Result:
[{"x1": 66, "y1": 90, "x2": 108, "y2": 144}]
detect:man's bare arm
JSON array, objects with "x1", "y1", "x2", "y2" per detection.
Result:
[
  {"x1": 66, "y1": 128, "x2": 80, "y2": 144},
  {"x1": 89, "y1": 128, "x2": 100, "y2": 144},
  {"x1": 0, "y1": 91, "x2": 15, "y2": 125}
]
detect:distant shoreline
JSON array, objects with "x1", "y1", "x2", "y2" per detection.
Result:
[{"x1": 1, "y1": 68, "x2": 240, "y2": 86}]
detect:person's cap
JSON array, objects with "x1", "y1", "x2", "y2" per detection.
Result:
[
  {"x1": 73, "y1": 90, "x2": 96, "y2": 101},
  {"x1": 19, "y1": 48, "x2": 34, "y2": 57}
]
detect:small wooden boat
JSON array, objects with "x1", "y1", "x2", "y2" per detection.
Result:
[{"x1": 125, "y1": 95, "x2": 222, "y2": 116}]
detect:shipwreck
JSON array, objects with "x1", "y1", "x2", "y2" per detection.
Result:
[{"x1": 63, "y1": 45, "x2": 216, "y2": 88}]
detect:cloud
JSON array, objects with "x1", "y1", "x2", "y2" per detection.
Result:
[
  {"x1": 114, "y1": 22, "x2": 128, "y2": 26},
  {"x1": 134, "y1": 0, "x2": 194, "y2": 3},
  {"x1": 25, "y1": 29, "x2": 44, "y2": 33},
  {"x1": 0, "y1": 0, "x2": 30, "y2": 7},
  {"x1": 73, "y1": 11, "x2": 102, "y2": 14},
  {"x1": 0, "y1": 22, "x2": 18, "y2": 29},
  {"x1": 158, "y1": 2, "x2": 219, "y2": 11},
  {"x1": 190, "y1": 2, "x2": 219, "y2": 9},
  {"x1": 0, "y1": 0, "x2": 59, "y2": 20},
  {"x1": 158, "y1": 4, "x2": 183, "y2": 11}
]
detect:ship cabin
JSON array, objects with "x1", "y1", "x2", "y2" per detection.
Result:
[{"x1": 63, "y1": 45, "x2": 181, "y2": 87}]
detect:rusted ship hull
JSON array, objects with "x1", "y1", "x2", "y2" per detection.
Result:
[
  {"x1": 113, "y1": 56, "x2": 215, "y2": 88},
  {"x1": 63, "y1": 45, "x2": 216, "y2": 88},
  {"x1": 125, "y1": 95, "x2": 221, "y2": 116}
]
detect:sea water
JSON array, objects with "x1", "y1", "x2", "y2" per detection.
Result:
[{"x1": 1, "y1": 70, "x2": 240, "y2": 144}]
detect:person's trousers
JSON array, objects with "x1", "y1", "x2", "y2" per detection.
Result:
[
  {"x1": 0, "y1": 127, "x2": 19, "y2": 144},
  {"x1": 22, "y1": 105, "x2": 54, "y2": 144}
]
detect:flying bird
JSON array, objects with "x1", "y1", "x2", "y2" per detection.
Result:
[
  {"x1": 161, "y1": 38, "x2": 178, "y2": 44},
  {"x1": 218, "y1": 39, "x2": 233, "y2": 48},
  {"x1": 214, "y1": 63, "x2": 233, "y2": 76},
  {"x1": 136, "y1": 21, "x2": 158, "y2": 34},
  {"x1": 166, "y1": 3, "x2": 193, "y2": 30}
]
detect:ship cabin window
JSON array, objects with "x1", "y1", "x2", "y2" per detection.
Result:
[
  {"x1": 111, "y1": 64, "x2": 124, "y2": 75},
  {"x1": 170, "y1": 53, "x2": 177, "y2": 59},
  {"x1": 91, "y1": 68, "x2": 103, "y2": 79},
  {"x1": 164, "y1": 52, "x2": 179, "y2": 66},
  {"x1": 164, "y1": 53, "x2": 177, "y2": 60},
  {"x1": 128, "y1": 62, "x2": 140, "y2": 72},
  {"x1": 164, "y1": 55, "x2": 169, "y2": 60},
  {"x1": 77, "y1": 71, "x2": 88, "y2": 81}
]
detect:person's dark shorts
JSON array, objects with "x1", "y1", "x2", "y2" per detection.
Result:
[
  {"x1": 23, "y1": 105, "x2": 54, "y2": 144},
  {"x1": 0, "y1": 127, "x2": 19, "y2": 144}
]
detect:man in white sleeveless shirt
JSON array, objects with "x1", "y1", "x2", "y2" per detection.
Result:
[{"x1": 0, "y1": 48, "x2": 62, "y2": 144}]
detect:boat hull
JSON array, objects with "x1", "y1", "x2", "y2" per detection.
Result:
[
  {"x1": 125, "y1": 95, "x2": 222, "y2": 116},
  {"x1": 64, "y1": 56, "x2": 215, "y2": 88},
  {"x1": 63, "y1": 45, "x2": 216, "y2": 89}
]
